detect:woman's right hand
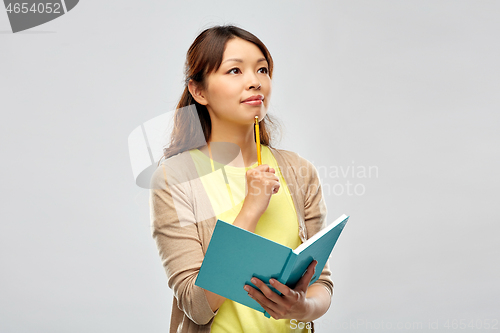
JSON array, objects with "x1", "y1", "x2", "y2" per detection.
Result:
[{"x1": 243, "y1": 164, "x2": 280, "y2": 218}]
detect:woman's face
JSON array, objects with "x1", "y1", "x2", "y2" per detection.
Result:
[{"x1": 195, "y1": 37, "x2": 272, "y2": 126}]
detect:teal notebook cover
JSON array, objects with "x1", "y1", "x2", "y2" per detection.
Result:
[{"x1": 195, "y1": 214, "x2": 349, "y2": 318}]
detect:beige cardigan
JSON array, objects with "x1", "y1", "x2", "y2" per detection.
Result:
[{"x1": 150, "y1": 146, "x2": 333, "y2": 333}]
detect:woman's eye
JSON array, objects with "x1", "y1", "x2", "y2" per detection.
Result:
[
  {"x1": 258, "y1": 67, "x2": 269, "y2": 74},
  {"x1": 228, "y1": 68, "x2": 241, "y2": 74}
]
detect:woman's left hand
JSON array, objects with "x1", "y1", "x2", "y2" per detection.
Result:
[{"x1": 244, "y1": 260, "x2": 318, "y2": 320}]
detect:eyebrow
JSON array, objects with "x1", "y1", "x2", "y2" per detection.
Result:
[{"x1": 221, "y1": 57, "x2": 268, "y2": 65}]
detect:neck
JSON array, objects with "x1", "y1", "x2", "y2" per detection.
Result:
[{"x1": 203, "y1": 120, "x2": 259, "y2": 168}]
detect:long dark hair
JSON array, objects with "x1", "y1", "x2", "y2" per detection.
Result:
[{"x1": 160, "y1": 25, "x2": 282, "y2": 163}]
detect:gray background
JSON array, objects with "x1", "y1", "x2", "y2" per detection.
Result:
[{"x1": 1, "y1": 0, "x2": 499, "y2": 332}]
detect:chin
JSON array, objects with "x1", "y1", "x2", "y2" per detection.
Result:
[
  {"x1": 257, "y1": 110, "x2": 268, "y2": 120},
  {"x1": 238, "y1": 105, "x2": 267, "y2": 122}
]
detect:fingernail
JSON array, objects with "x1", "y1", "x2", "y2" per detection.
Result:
[
  {"x1": 251, "y1": 278, "x2": 257, "y2": 284},
  {"x1": 269, "y1": 279, "x2": 275, "y2": 285},
  {"x1": 244, "y1": 285, "x2": 250, "y2": 292}
]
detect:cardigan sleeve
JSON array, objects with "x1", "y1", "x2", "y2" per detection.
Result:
[
  {"x1": 149, "y1": 162, "x2": 218, "y2": 325},
  {"x1": 301, "y1": 156, "x2": 335, "y2": 298}
]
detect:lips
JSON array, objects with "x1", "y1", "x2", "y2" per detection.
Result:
[{"x1": 242, "y1": 95, "x2": 264, "y2": 103}]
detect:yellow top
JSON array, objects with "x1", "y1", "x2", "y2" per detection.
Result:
[{"x1": 188, "y1": 145, "x2": 311, "y2": 333}]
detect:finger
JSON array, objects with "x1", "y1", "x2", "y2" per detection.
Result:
[
  {"x1": 269, "y1": 278, "x2": 296, "y2": 299},
  {"x1": 268, "y1": 175, "x2": 280, "y2": 184},
  {"x1": 249, "y1": 277, "x2": 283, "y2": 305},
  {"x1": 245, "y1": 284, "x2": 283, "y2": 317},
  {"x1": 295, "y1": 260, "x2": 318, "y2": 292},
  {"x1": 265, "y1": 173, "x2": 279, "y2": 181},
  {"x1": 248, "y1": 294, "x2": 282, "y2": 320},
  {"x1": 258, "y1": 164, "x2": 270, "y2": 171},
  {"x1": 262, "y1": 173, "x2": 279, "y2": 183}
]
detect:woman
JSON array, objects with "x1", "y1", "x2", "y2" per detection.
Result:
[{"x1": 150, "y1": 25, "x2": 333, "y2": 333}]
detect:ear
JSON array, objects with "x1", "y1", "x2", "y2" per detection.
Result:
[{"x1": 188, "y1": 80, "x2": 208, "y2": 106}]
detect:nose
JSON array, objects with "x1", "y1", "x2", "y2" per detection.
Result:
[{"x1": 246, "y1": 72, "x2": 261, "y2": 90}]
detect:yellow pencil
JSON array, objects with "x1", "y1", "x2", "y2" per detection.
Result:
[{"x1": 255, "y1": 116, "x2": 261, "y2": 166}]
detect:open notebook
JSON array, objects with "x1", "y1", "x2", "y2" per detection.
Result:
[{"x1": 195, "y1": 214, "x2": 349, "y2": 317}]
